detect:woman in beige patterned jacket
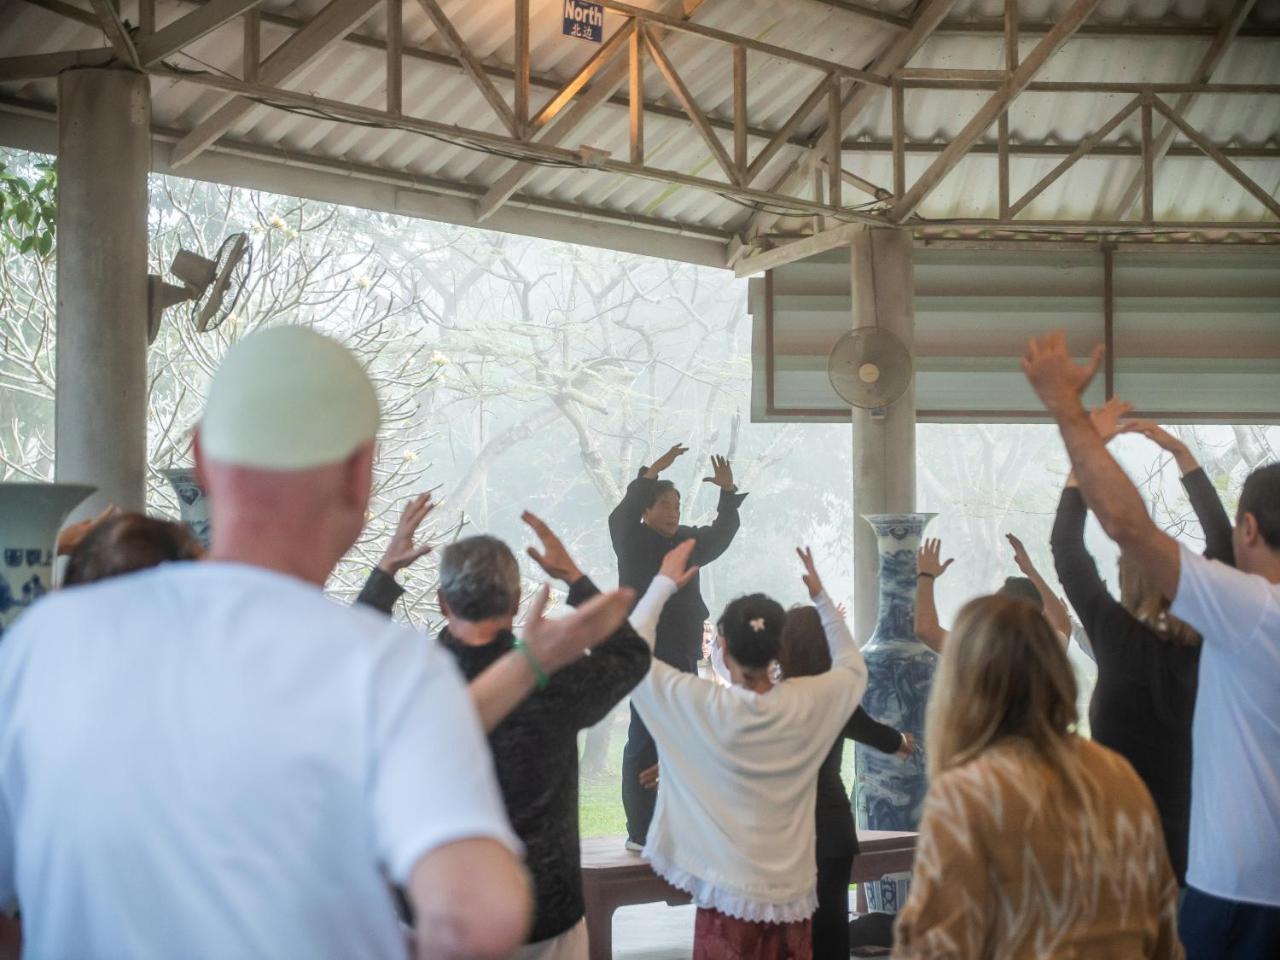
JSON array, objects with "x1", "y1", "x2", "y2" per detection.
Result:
[{"x1": 894, "y1": 595, "x2": 1183, "y2": 960}]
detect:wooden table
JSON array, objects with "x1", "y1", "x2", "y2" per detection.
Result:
[{"x1": 581, "y1": 831, "x2": 917, "y2": 960}]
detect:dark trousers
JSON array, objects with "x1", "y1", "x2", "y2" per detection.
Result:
[
  {"x1": 1180, "y1": 886, "x2": 1280, "y2": 960},
  {"x1": 812, "y1": 854, "x2": 854, "y2": 960},
  {"x1": 621, "y1": 704, "x2": 658, "y2": 844},
  {"x1": 622, "y1": 647, "x2": 696, "y2": 849}
]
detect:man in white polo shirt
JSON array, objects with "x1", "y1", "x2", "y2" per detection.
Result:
[
  {"x1": 0, "y1": 326, "x2": 632, "y2": 959},
  {"x1": 1023, "y1": 331, "x2": 1280, "y2": 960}
]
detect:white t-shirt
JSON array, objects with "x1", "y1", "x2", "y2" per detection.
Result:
[
  {"x1": 1171, "y1": 546, "x2": 1280, "y2": 906},
  {"x1": 630, "y1": 578, "x2": 868, "y2": 922},
  {"x1": 0, "y1": 562, "x2": 518, "y2": 958}
]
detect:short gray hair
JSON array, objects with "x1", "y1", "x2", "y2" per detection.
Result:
[{"x1": 438, "y1": 535, "x2": 520, "y2": 622}]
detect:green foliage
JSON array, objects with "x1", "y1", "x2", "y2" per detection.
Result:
[{"x1": 0, "y1": 159, "x2": 56, "y2": 259}]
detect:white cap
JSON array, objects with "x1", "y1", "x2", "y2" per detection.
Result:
[{"x1": 200, "y1": 326, "x2": 380, "y2": 470}]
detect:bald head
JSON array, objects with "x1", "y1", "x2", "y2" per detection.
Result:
[{"x1": 195, "y1": 327, "x2": 382, "y2": 585}]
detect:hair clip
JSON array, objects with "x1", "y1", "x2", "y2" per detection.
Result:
[{"x1": 749, "y1": 617, "x2": 765, "y2": 632}]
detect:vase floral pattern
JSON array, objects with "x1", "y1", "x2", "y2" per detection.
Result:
[
  {"x1": 163, "y1": 467, "x2": 210, "y2": 549},
  {"x1": 0, "y1": 483, "x2": 95, "y2": 640},
  {"x1": 852, "y1": 512, "x2": 937, "y2": 913}
]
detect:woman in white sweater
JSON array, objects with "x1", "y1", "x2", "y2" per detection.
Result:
[{"x1": 630, "y1": 541, "x2": 869, "y2": 959}]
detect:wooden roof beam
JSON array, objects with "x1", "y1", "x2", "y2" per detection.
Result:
[
  {"x1": 135, "y1": 0, "x2": 267, "y2": 66},
  {"x1": 473, "y1": 0, "x2": 709, "y2": 223},
  {"x1": 1112, "y1": 0, "x2": 1258, "y2": 218},
  {"x1": 729, "y1": 0, "x2": 960, "y2": 260},
  {"x1": 168, "y1": 0, "x2": 382, "y2": 168},
  {"x1": 889, "y1": 0, "x2": 1106, "y2": 222}
]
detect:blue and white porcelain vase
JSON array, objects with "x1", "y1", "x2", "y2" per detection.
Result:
[
  {"x1": 0, "y1": 482, "x2": 95, "y2": 640},
  {"x1": 853, "y1": 512, "x2": 938, "y2": 912},
  {"x1": 162, "y1": 467, "x2": 210, "y2": 549}
]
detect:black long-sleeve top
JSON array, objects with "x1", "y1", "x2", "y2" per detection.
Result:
[
  {"x1": 358, "y1": 569, "x2": 651, "y2": 942},
  {"x1": 816, "y1": 707, "x2": 903, "y2": 861},
  {"x1": 1050, "y1": 468, "x2": 1230, "y2": 884},
  {"x1": 608, "y1": 471, "x2": 746, "y2": 671}
]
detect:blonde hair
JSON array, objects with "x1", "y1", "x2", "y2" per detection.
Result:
[
  {"x1": 926, "y1": 595, "x2": 1108, "y2": 844},
  {"x1": 1118, "y1": 552, "x2": 1201, "y2": 646}
]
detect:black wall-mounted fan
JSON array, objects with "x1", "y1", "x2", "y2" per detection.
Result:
[{"x1": 147, "y1": 233, "x2": 251, "y2": 343}]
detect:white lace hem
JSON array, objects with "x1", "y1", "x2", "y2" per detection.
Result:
[{"x1": 644, "y1": 846, "x2": 817, "y2": 924}]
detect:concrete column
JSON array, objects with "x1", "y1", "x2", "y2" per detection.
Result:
[
  {"x1": 55, "y1": 68, "x2": 151, "y2": 515},
  {"x1": 850, "y1": 227, "x2": 916, "y2": 644}
]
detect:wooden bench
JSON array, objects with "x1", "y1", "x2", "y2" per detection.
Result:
[{"x1": 581, "y1": 831, "x2": 917, "y2": 960}]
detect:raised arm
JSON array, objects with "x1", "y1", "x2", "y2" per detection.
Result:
[
  {"x1": 1125, "y1": 421, "x2": 1235, "y2": 566},
  {"x1": 355, "y1": 492, "x2": 435, "y2": 614},
  {"x1": 1050, "y1": 399, "x2": 1151, "y2": 659},
  {"x1": 1006, "y1": 532, "x2": 1072, "y2": 640},
  {"x1": 689, "y1": 455, "x2": 747, "y2": 566},
  {"x1": 522, "y1": 512, "x2": 649, "y2": 729},
  {"x1": 630, "y1": 540, "x2": 699, "y2": 650},
  {"x1": 468, "y1": 585, "x2": 634, "y2": 733},
  {"x1": 1051, "y1": 483, "x2": 1137, "y2": 664},
  {"x1": 608, "y1": 444, "x2": 687, "y2": 548},
  {"x1": 1022, "y1": 333, "x2": 1180, "y2": 600},
  {"x1": 800, "y1": 547, "x2": 868, "y2": 689},
  {"x1": 915, "y1": 539, "x2": 952, "y2": 652}
]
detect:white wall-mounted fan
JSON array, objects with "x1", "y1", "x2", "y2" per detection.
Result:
[
  {"x1": 827, "y1": 327, "x2": 913, "y2": 410},
  {"x1": 147, "y1": 233, "x2": 251, "y2": 343}
]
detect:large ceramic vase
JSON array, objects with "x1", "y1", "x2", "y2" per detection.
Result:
[
  {"x1": 162, "y1": 467, "x2": 210, "y2": 549},
  {"x1": 0, "y1": 482, "x2": 95, "y2": 640},
  {"x1": 853, "y1": 512, "x2": 938, "y2": 912}
]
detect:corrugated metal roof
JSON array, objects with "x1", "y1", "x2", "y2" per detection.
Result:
[{"x1": 2, "y1": 0, "x2": 1278, "y2": 263}]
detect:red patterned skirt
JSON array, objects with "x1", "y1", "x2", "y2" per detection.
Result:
[{"x1": 692, "y1": 907, "x2": 812, "y2": 960}]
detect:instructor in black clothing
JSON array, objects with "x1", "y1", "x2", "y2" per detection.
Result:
[{"x1": 609, "y1": 444, "x2": 747, "y2": 847}]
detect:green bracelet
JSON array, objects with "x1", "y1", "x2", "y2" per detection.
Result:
[{"x1": 512, "y1": 637, "x2": 549, "y2": 690}]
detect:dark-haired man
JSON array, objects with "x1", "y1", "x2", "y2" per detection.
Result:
[
  {"x1": 1023, "y1": 331, "x2": 1280, "y2": 960},
  {"x1": 360, "y1": 512, "x2": 649, "y2": 960},
  {"x1": 609, "y1": 444, "x2": 747, "y2": 848}
]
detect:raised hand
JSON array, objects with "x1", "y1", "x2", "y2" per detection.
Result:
[
  {"x1": 1006, "y1": 533, "x2": 1036, "y2": 578},
  {"x1": 378, "y1": 492, "x2": 436, "y2": 575},
  {"x1": 835, "y1": 601, "x2": 849, "y2": 620},
  {"x1": 523, "y1": 511, "x2": 583, "y2": 584},
  {"x1": 521, "y1": 583, "x2": 635, "y2": 674},
  {"x1": 1021, "y1": 331, "x2": 1104, "y2": 415},
  {"x1": 644, "y1": 443, "x2": 688, "y2": 478},
  {"x1": 797, "y1": 546, "x2": 824, "y2": 599},
  {"x1": 701, "y1": 455, "x2": 736, "y2": 491},
  {"x1": 659, "y1": 538, "x2": 699, "y2": 589},
  {"x1": 1088, "y1": 397, "x2": 1133, "y2": 444},
  {"x1": 57, "y1": 504, "x2": 119, "y2": 556},
  {"x1": 1123, "y1": 419, "x2": 1198, "y2": 473},
  {"x1": 1123, "y1": 419, "x2": 1188, "y2": 454},
  {"x1": 917, "y1": 538, "x2": 954, "y2": 579}
]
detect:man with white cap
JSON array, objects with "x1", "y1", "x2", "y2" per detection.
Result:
[{"x1": 0, "y1": 326, "x2": 634, "y2": 959}]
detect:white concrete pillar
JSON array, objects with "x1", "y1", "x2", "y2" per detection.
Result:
[
  {"x1": 55, "y1": 68, "x2": 151, "y2": 515},
  {"x1": 850, "y1": 228, "x2": 916, "y2": 644}
]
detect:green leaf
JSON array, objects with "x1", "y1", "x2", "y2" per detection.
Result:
[
  {"x1": 37, "y1": 232, "x2": 53, "y2": 257},
  {"x1": 19, "y1": 234, "x2": 35, "y2": 253}
]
